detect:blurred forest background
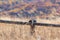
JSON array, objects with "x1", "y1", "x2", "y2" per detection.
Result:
[{"x1": 0, "y1": 0, "x2": 60, "y2": 20}]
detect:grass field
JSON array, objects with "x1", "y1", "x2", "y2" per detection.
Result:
[{"x1": 0, "y1": 23, "x2": 60, "y2": 40}]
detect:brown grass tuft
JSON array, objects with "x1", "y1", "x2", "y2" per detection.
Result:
[{"x1": 0, "y1": 23, "x2": 60, "y2": 40}]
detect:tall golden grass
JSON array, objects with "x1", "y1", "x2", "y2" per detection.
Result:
[{"x1": 0, "y1": 23, "x2": 60, "y2": 40}]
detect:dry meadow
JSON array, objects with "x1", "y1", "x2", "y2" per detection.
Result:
[{"x1": 0, "y1": 23, "x2": 60, "y2": 40}]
